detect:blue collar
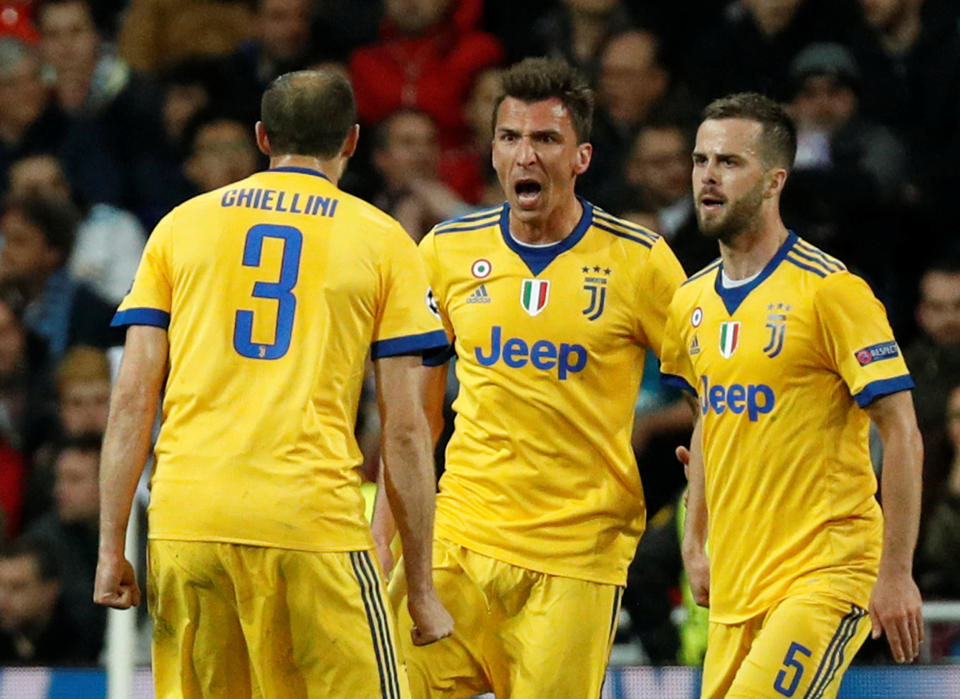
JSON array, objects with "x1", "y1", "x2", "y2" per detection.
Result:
[
  {"x1": 714, "y1": 230, "x2": 797, "y2": 315},
  {"x1": 267, "y1": 166, "x2": 331, "y2": 181},
  {"x1": 499, "y1": 198, "x2": 593, "y2": 276}
]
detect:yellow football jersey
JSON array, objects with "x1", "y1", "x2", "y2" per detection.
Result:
[
  {"x1": 114, "y1": 167, "x2": 446, "y2": 552},
  {"x1": 660, "y1": 232, "x2": 913, "y2": 623},
  {"x1": 421, "y1": 200, "x2": 686, "y2": 585}
]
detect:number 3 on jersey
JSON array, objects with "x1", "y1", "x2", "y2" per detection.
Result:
[{"x1": 234, "y1": 224, "x2": 302, "y2": 359}]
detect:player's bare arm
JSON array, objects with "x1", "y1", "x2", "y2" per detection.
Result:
[
  {"x1": 677, "y1": 394, "x2": 709, "y2": 607},
  {"x1": 371, "y1": 362, "x2": 448, "y2": 576},
  {"x1": 865, "y1": 390, "x2": 924, "y2": 663},
  {"x1": 94, "y1": 325, "x2": 168, "y2": 610},
  {"x1": 375, "y1": 355, "x2": 453, "y2": 645}
]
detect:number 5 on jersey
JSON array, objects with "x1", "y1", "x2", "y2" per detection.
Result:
[{"x1": 234, "y1": 224, "x2": 303, "y2": 360}]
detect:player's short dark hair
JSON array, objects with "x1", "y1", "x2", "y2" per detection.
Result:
[
  {"x1": 3, "y1": 193, "x2": 79, "y2": 262},
  {"x1": 261, "y1": 69, "x2": 357, "y2": 159},
  {"x1": 493, "y1": 57, "x2": 594, "y2": 143},
  {"x1": 702, "y1": 92, "x2": 797, "y2": 171}
]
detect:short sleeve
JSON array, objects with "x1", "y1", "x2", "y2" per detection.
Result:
[
  {"x1": 659, "y1": 292, "x2": 698, "y2": 397},
  {"x1": 814, "y1": 273, "x2": 913, "y2": 407},
  {"x1": 416, "y1": 230, "x2": 457, "y2": 366},
  {"x1": 370, "y1": 224, "x2": 448, "y2": 360},
  {"x1": 112, "y1": 211, "x2": 175, "y2": 329},
  {"x1": 635, "y1": 237, "x2": 687, "y2": 356}
]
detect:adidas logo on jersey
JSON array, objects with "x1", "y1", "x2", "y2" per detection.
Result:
[{"x1": 467, "y1": 284, "x2": 492, "y2": 304}]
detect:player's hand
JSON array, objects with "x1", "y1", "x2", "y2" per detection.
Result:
[
  {"x1": 868, "y1": 569, "x2": 923, "y2": 663},
  {"x1": 682, "y1": 546, "x2": 710, "y2": 608},
  {"x1": 93, "y1": 553, "x2": 141, "y2": 609},
  {"x1": 408, "y1": 590, "x2": 454, "y2": 646},
  {"x1": 675, "y1": 445, "x2": 692, "y2": 507}
]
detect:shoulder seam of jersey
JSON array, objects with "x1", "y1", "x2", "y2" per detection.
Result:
[
  {"x1": 792, "y1": 240, "x2": 846, "y2": 272},
  {"x1": 786, "y1": 246, "x2": 842, "y2": 277},
  {"x1": 432, "y1": 205, "x2": 505, "y2": 235},
  {"x1": 683, "y1": 259, "x2": 721, "y2": 285},
  {"x1": 592, "y1": 209, "x2": 660, "y2": 243}
]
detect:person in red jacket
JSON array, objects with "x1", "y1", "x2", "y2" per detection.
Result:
[{"x1": 349, "y1": 0, "x2": 503, "y2": 154}]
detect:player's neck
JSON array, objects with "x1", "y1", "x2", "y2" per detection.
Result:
[
  {"x1": 719, "y1": 220, "x2": 790, "y2": 281},
  {"x1": 268, "y1": 154, "x2": 343, "y2": 185},
  {"x1": 508, "y1": 196, "x2": 583, "y2": 245}
]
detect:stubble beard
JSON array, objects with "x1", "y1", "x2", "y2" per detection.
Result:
[{"x1": 696, "y1": 182, "x2": 766, "y2": 245}]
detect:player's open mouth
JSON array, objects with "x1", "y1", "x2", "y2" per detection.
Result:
[
  {"x1": 515, "y1": 179, "x2": 542, "y2": 208},
  {"x1": 699, "y1": 195, "x2": 725, "y2": 212}
]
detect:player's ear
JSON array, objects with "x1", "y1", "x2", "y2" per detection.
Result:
[
  {"x1": 764, "y1": 167, "x2": 788, "y2": 199},
  {"x1": 341, "y1": 124, "x2": 360, "y2": 159},
  {"x1": 574, "y1": 142, "x2": 592, "y2": 176},
  {"x1": 255, "y1": 122, "x2": 270, "y2": 157}
]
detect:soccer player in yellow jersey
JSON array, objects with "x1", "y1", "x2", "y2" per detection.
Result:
[
  {"x1": 660, "y1": 93, "x2": 924, "y2": 698},
  {"x1": 373, "y1": 57, "x2": 686, "y2": 698},
  {"x1": 92, "y1": 70, "x2": 453, "y2": 698}
]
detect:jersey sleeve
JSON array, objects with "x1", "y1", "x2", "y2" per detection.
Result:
[
  {"x1": 814, "y1": 272, "x2": 914, "y2": 407},
  {"x1": 635, "y1": 237, "x2": 687, "y2": 356},
  {"x1": 112, "y1": 210, "x2": 175, "y2": 329},
  {"x1": 418, "y1": 230, "x2": 457, "y2": 367},
  {"x1": 659, "y1": 291, "x2": 698, "y2": 397},
  {"x1": 370, "y1": 223, "x2": 448, "y2": 360}
]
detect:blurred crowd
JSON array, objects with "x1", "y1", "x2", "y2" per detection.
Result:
[{"x1": 0, "y1": 0, "x2": 959, "y2": 666}]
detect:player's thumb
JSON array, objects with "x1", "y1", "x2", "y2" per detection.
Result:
[{"x1": 675, "y1": 445, "x2": 690, "y2": 466}]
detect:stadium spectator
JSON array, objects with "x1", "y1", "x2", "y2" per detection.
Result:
[
  {"x1": 375, "y1": 57, "x2": 686, "y2": 698},
  {"x1": 181, "y1": 110, "x2": 262, "y2": 194},
  {"x1": 686, "y1": 0, "x2": 858, "y2": 102},
  {"x1": 781, "y1": 42, "x2": 907, "y2": 303},
  {"x1": 623, "y1": 121, "x2": 716, "y2": 273},
  {"x1": 528, "y1": 0, "x2": 634, "y2": 78},
  {"x1": 229, "y1": 0, "x2": 317, "y2": 107},
  {"x1": 94, "y1": 69, "x2": 452, "y2": 697},
  {"x1": 850, "y1": 0, "x2": 960, "y2": 220},
  {"x1": 117, "y1": 0, "x2": 254, "y2": 73},
  {"x1": 0, "y1": 535, "x2": 96, "y2": 664},
  {"x1": 37, "y1": 0, "x2": 183, "y2": 225},
  {"x1": 0, "y1": 38, "x2": 69, "y2": 196},
  {"x1": 662, "y1": 93, "x2": 922, "y2": 695},
  {"x1": 7, "y1": 153, "x2": 146, "y2": 304},
  {"x1": 0, "y1": 194, "x2": 122, "y2": 361},
  {"x1": 372, "y1": 109, "x2": 472, "y2": 241},
  {"x1": 349, "y1": 0, "x2": 503, "y2": 152},
  {"x1": 918, "y1": 383, "x2": 960, "y2": 599},
  {"x1": 581, "y1": 28, "x2": 692, "y2": 207},
  {"x1": 25, "y1": 433, "x2": 105, "y2": 658}
]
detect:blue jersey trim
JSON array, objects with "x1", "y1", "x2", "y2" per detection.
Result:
[
  {"x1": 684, "y1": 259, "x2": 722, "y2": 285},
  {"x1": 371, "y1": 330, "x2": 449, "y2": 360},
  {"x1": 592, "y1": 221, "x2": 654, "y2": 248},
  {"x1": 499, "y1": 198, "x2": 593, "y2": 276},
  {"x1": 794, "y1": 240, "x2": 844, "y2": 271},
  {"x1": 854, "y1": 375, "x2": 915, "y2": 407},
  {"x1": 267, "y1": 166, "x2": 331, "y2": 181},
  {"x1": 592, "y1": 209, "x2": 660, "y2": 243},
  {"x1": 434, "y1": 218, "x2": 501, "y2": 235},
  {"x1": 111, "y1": 307, "x2": 170, "y2": 329},
  {"x1": 714, "y1": 231, "x2": 797, "y2": 315},
  {"x1": 423, "y1": 344, "x2": 456, "y2": 366},
  {"x1": 785, "y1": 254, "x2": 828, "y2": 278},
  {"x1": 439, "y1": 204, "x2": 505, "y2": 225},
  {"x1": 661, "y1": 372, "x2": 697, "y2": 397},
  {"x1": 787, "y1": 247, "x2": 834, "y2": 275}
]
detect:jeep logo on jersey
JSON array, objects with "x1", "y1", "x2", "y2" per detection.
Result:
[
  {"x1": 719, "y1": 321, "x2": 741, "y2": 358},
  {"x1": 700, "y1": 375, "x2": 775, "y2": 422},
  {"x1": 475, "y1": 326, "x2": 587, "y2": 380},
  {"x1": 520, "y1": 279, "x2": 550, "y2": 316}
]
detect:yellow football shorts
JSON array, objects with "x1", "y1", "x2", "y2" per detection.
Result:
[
  {"x1": 701, "y1": 592, "x2": 870, "y2": 699},
  {"x1": 388, "y1": 537, "x2": 622, "y2": 699},
  {"x1": 148, "y1": 540, "x2": 409, "y2": 699}
]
